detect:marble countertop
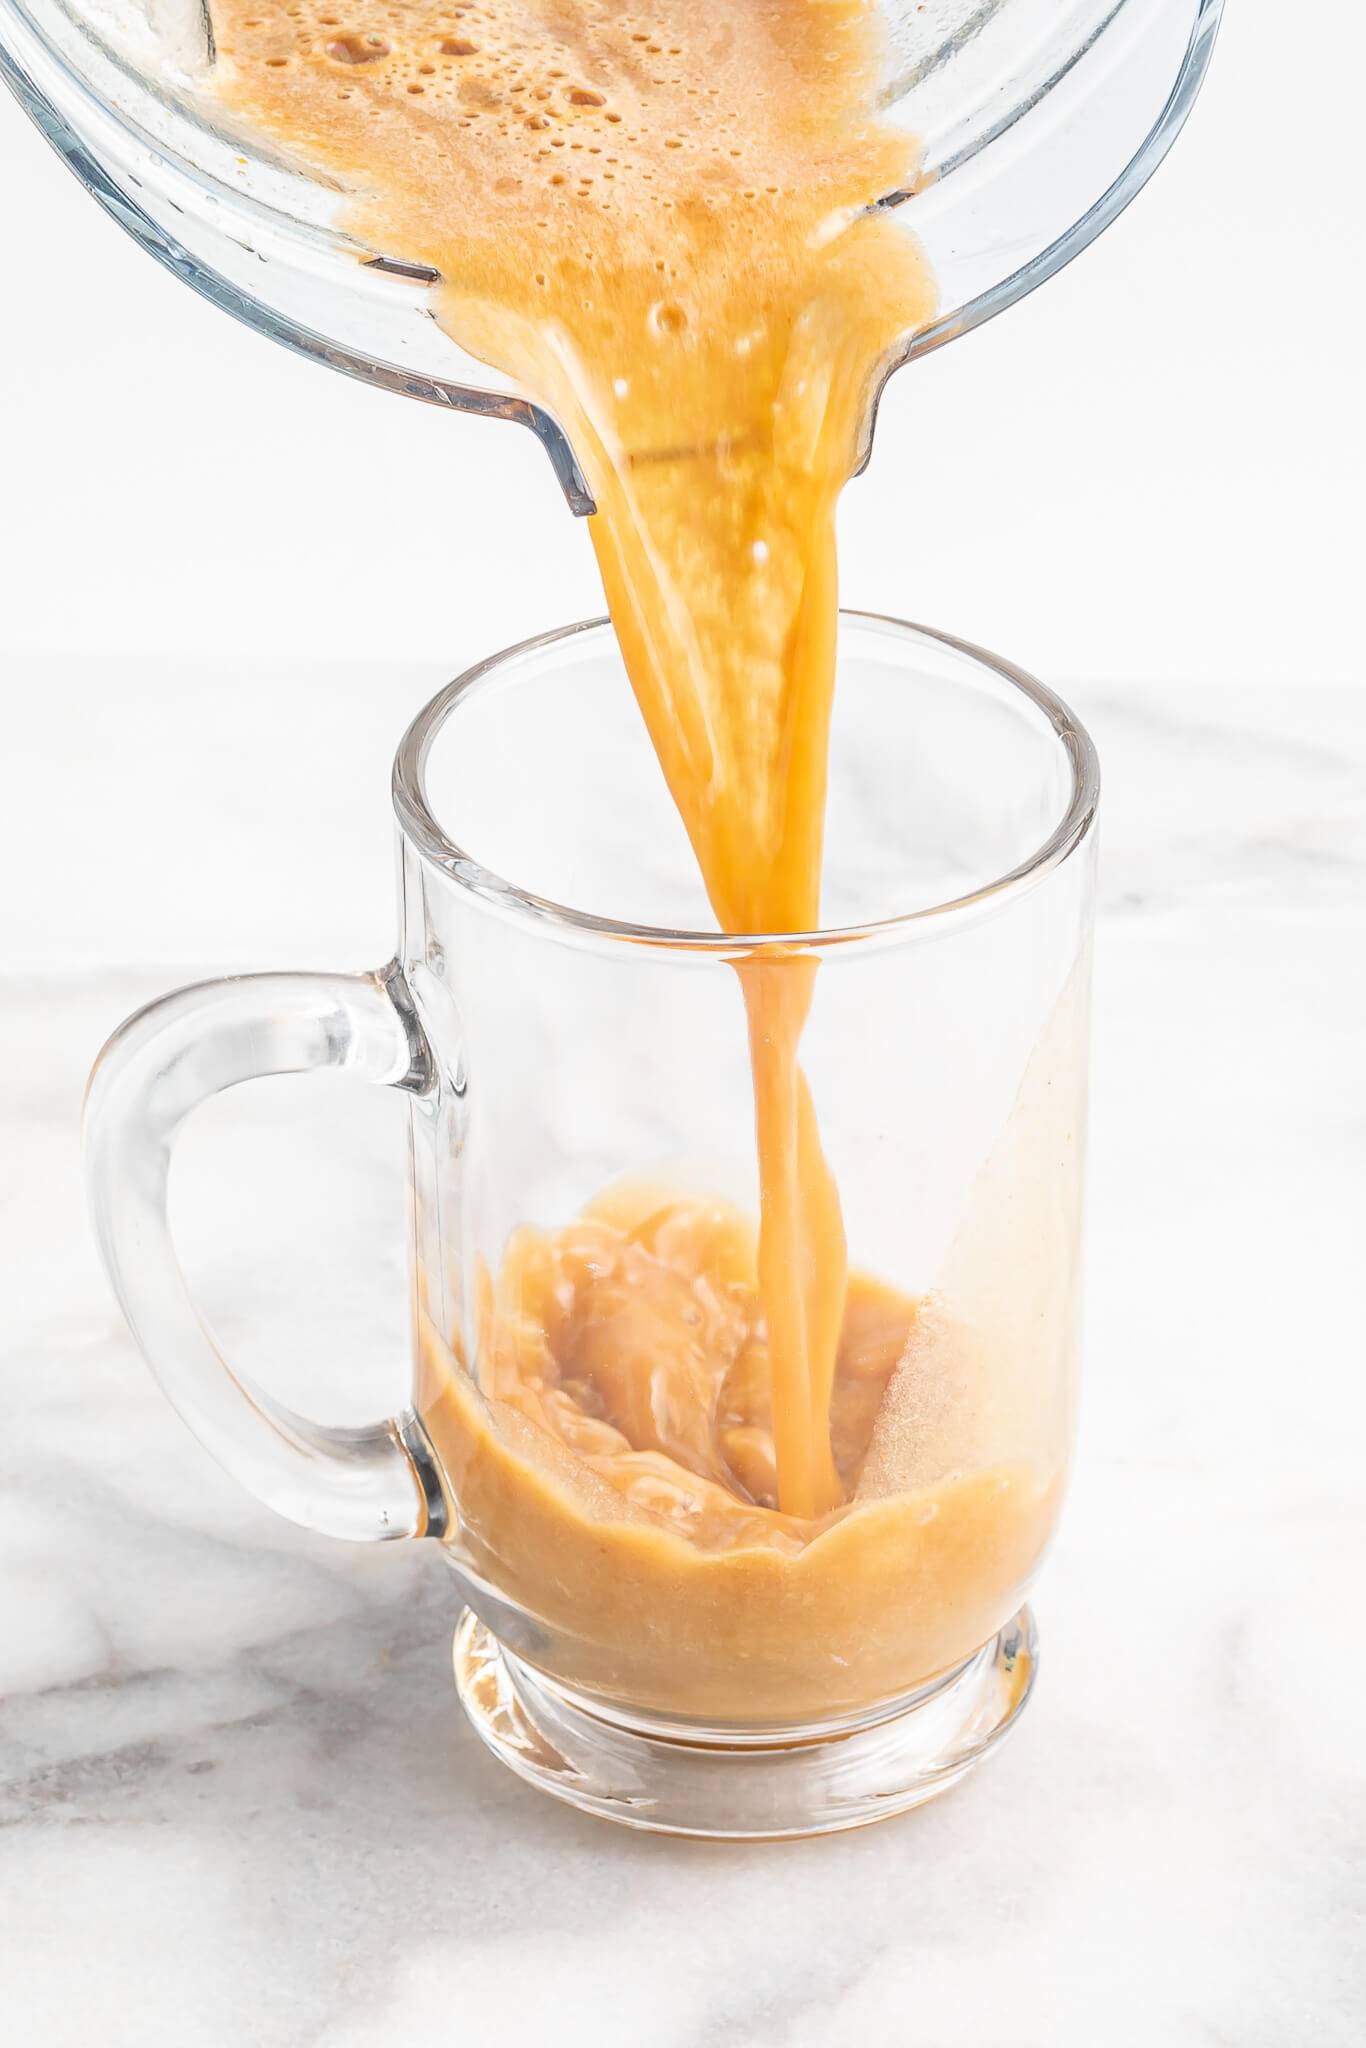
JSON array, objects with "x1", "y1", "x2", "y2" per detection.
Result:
[{"x1": 2, "y1": 659, "x2": 1363, "y2": 2045}]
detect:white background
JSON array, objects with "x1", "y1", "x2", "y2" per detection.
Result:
[{"x1": 0, "y1": 0, "x2": 1362, "y2": 691}]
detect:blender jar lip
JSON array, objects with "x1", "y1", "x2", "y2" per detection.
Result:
[{"x1": 391, "y1": 612, "x2": 1101, "y2": 958}]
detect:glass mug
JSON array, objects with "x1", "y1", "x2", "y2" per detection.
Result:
[{"x1": 85, "y1": 613, "x2": 1099, "y2": 1839}]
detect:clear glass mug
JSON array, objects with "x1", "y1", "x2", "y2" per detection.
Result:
[{"x1": 85, "y1": 613, "x2": 1099, "y2": 1839}]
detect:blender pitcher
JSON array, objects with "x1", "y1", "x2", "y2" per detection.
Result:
[{"x1": 0, "y1": 0, "x2": 1224, "y2": 508}]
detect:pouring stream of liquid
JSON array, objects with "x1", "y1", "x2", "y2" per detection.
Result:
[{"x1": 210, "y1": 0, "x2": 936, "y2": 1515}]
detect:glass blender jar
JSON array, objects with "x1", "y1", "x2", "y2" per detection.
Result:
[{"x1": 0, "y1": 0, "x2": 1223, "y2": 508}]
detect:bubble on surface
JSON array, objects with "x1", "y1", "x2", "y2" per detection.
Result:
[{"x1": 324, "y1": 32, "x2": 388, "y2": 63}]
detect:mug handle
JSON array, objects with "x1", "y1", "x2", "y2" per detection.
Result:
[{"x1": 84, "y1": 962, "x2": 445, "y2": 1543}]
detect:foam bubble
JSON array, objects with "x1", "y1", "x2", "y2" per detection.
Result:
[{"x1": 324, "y1": 33, "x2": 387, "y2": 63}]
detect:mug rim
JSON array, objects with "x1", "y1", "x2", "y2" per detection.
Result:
[{"x1": 391, "y1": 612, "x2": 1101, "y2": 956}]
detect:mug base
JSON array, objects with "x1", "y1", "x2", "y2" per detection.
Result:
[{"x1": 452, "y1": 1605, "x2": 1037, "y2": 1839}]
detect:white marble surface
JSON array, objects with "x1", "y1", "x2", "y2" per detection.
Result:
[{"x1": 2, "y1": 659, "x2": 1364, "y2": 2045}]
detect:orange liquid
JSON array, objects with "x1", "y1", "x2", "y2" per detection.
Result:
[
  {"x1": 211, "y1": 0, "x2": 934, "y2": 1517},
  {"x1": 210, "y1": 2, "x2": 1063, "y2": 1717},
  {"x1": 414, "y1": 1185, "x2": 1060, "y2": 1720}
]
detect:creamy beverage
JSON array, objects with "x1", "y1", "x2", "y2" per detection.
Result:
[
  {"x1": 416, "y1": 1183, "x2": 1062, "y2": 1719},
  {"x1": 208, "y1": 0, "x2": 1062, "y2": 1717}
]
